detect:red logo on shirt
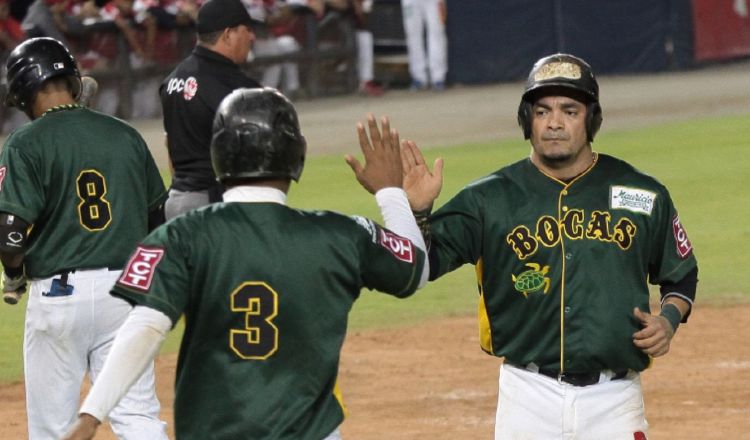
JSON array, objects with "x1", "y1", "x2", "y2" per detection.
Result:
[
  {"x1": 183, "y1": 77, "x2": 198, "y2": 100},
  {"x1": 672, "y1": 215, "x2": 693, "y2": 259},
  {"x1": 118, "y1": 246, "x2": 165, "y2": 292},
  {"x1": 633, "y1": 432, "x2": 648, "y2": 440},
  {"x1": 380, "y1": 230, "x2": 414, "y2": 263},
  {"x1": 0, "y1": 167, "x2": 6, "y2": 192}
]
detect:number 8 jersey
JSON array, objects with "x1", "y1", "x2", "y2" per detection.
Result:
[{"x1": 0, "y1": 107, "x2": 167, "y2": 278}]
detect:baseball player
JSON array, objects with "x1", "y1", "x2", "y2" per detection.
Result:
[
  {"x1": 400, "y1": 54, "x2": 698, "y2": 438},
  {"x1": 62, "y1": 88, "x2": 428, "y2": 440},
  {"x1": 0, "y1": 37, "x2": 169, "y2": 439}
]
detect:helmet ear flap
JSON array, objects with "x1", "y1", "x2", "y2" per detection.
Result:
[
  {"x1": 586, "y1": 102, "x2": 602, "y2": 142},
  {"x1": 517, "y1": 100, "x2": 533, "y2": 140}
]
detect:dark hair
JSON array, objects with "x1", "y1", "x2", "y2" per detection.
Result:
[{"x1": 197, "y1": 29, "x2": 224, "y2": 45}]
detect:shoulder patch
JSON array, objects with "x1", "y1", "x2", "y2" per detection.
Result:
[
  {"x1": 0, "y1": 166, "x2": 5, "y2": 192},
  {"x1": 672, "y1": 215, "x2": 693, "y2": 258},
  {"x1": 183, "y1": 77, "x2": 198, "y2": 100},
  {"x1": 380, "y1": 230, "x2": 414, "y2": 263},
  {"x1": 610, "y1": 185, "x2": 656, "y2": 215},
  {"x1": 118, "y1": 245, "x2": 165, "y2": 292}
]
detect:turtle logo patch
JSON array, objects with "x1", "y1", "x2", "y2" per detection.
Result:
[{"x1": 512, "y1": 262, "x2": 551, "y2": 298}]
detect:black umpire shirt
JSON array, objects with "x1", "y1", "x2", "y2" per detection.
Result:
[{"x1": 159, "y1": 45, "x2": 261, "y2": 197}]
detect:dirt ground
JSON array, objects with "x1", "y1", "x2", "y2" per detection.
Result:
[
  {"x1": 1, "y1": 60, "x2": 749, "y2": 439},
  {"x1": 1, "y1": 302, "x2": 749, "y2": 439}
]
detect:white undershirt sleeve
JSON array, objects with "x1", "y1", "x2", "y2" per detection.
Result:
[
  {"x1": 375, "y1": 187, "x2": 429, "y2": 287},
  {"x1": 79, "y1": 306, "x2": 172, "y2": 421}
]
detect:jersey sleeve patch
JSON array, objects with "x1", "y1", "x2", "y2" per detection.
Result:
[
  {"x1": 379, "y1": 230, "x2": 414, "y2": 263},
  {"x1": 118, "y1": 245, "x2": 165, "y2": 292},
  {"x1": 0, "y1": 166, "x2": 6, "y2": 192},
  {"x1": 672, "y1": 214, "x2": 693, "y2": 259}
]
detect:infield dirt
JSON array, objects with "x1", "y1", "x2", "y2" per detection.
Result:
[{"x1": 1, "y1": 60, "x2": 749, "y2": 439}]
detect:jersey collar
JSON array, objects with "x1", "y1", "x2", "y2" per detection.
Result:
[{"x1": 223, "y1": 186, "x2": 287, "y2": 205}]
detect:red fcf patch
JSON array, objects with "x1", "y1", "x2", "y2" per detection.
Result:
[
  {"x1": 380, "y1": 230, "x2": 414, "y2": 263},
  {"x1": 672, "y1": 215, "x2": 693, "y2": 259},
  {"x1": 634, "y1": 431, "x2": 648, "y2": 440},
  {"x1": 119, "y1": 246, "x2": 165, "y2": 291}
]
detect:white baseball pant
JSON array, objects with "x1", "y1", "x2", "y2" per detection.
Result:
[
  {"x1": 495, "y1": 363, "x2": 649, "y2": 439},
  {"x1": 24, "y1": 268, "x2": 167, "y2": 440},
  {"x1": 401, "y1": 0, "x2": 448, "y2": 85}
]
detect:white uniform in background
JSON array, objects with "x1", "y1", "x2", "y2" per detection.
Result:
[{"x1": 400, "y1": 0, "x2": 448, "y2": 90}]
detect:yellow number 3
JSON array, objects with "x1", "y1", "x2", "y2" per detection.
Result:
[{"x1": 230, "y1": 281, "x2": 279, "y2": 360}]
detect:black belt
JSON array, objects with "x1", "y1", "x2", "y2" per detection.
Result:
[{"x1": 537, "y1": 368, "x2": 628, "y2": 387}]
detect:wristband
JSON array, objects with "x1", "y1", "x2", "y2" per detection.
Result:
[
  {"x1": 4, "y1": 264, "x2": 24, "y2": 279},
  {"x1": 659, "y1": 303, "x2": 682, "y2": 333}
]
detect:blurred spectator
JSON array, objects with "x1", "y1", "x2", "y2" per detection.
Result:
[
  {"x1": 244, "y1": 0, "x2": 302, "y2": 98},
  {"x1": 135, "y1": 0, "x2": 201, "y2": 30},
  {"x1": 0, "y1": 0, "x2": 26, "y2": 53},
  {"x1": 100, "y1": 0, "x2": 157, "y2": 64},
  {"x1": 0, "y1": 0, "x2": 27, "y2": 134},
  {"x1": 21, "y1": 0, "x2": 83, "y2": 47},
  {"x1": 324, "y1": 0, "x2": 383, "y2": 96},
  {"x1": 401, "y1": 0, "x2": 447, "y2": 91}
]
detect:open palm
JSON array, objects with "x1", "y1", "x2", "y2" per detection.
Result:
[{"x1": 401, "y1": 140, "x2": 444, "y2": 212}]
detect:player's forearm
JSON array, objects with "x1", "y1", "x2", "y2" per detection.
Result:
[
  {"x1": 375, "y1": 187, "x2": 429, "y2": 287},
  {"x1": 80, "y1": 306, "x2": 171, "y2": 421}
]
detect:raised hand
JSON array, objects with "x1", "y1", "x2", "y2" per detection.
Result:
[
  {"x1": 401, "y1": 140, "x2": 443, "y2": 212},
  {"x1": 345, "y1": 115, "x2": 403, "y2": 194}
]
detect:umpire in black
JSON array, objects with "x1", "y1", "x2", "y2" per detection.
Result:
[{"x1": 160, "y1": 0, "x2": 262, "y2": 219}]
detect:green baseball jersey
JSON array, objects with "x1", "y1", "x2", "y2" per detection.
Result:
[
  {"x1": 429, "y1": 153, "x2": 697, "y2": 373},
  {"x1": 0, "y1": 107, "x2": 167, "y2": 278},
  {"x1": 111, "y1": 202, "x2": 425, "y2": 440}
]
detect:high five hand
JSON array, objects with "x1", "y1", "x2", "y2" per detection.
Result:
[
  {"x1": 401, "y1": 140, "x2": 444, "y2": 212},
  {"x1": 345, "y1": 115, "x2": 403, "y2": 194}
]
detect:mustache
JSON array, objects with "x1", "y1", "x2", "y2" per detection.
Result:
[{"x1": 541, "y1": 133, "x2": 570, "y2": 141}]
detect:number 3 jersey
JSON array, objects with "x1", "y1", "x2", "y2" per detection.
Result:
[
  {"x1": 111, "y1": 202, "x2": 425, "y2": 440},
  {"x1": 0, "y1": 107, "x2": 167, "y2": 278}
]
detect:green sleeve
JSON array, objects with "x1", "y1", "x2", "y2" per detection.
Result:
[
  {"x1": 0, "y1": 138, "x2": 44, "y2": 224},
  {"x1": 142, "y1": 140, "x2": 168, "y2": 210},
  {"x1": 354, "y1": 216, "x2": 426, "y2": 298},
  {"x1": 648, "y1": 189, "x2": 697, "y2": 285},
  {"x1": 429, "y1": 185, "x2": 484, "y2": 279},
  {"x1": 111, "y1": 221, "x2": 191, "y2": 326}
]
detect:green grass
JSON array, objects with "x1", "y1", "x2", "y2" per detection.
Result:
[{"x1": 0, "y1": 113, "x2": 747, "y2": 383}]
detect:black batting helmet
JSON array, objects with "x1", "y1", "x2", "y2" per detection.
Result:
[
  {"x1": 517, "y1": 53, "x2": 602, "y2": 142},
  {"x1": 211, "y1": 87, "x2": 306, "y2": 184},
  {"x1": 4, "y1": 37, "x2": 82, "y2": 112}
]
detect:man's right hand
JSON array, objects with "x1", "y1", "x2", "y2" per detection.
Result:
[
  {"x1": 60, "y1": 413, "x2": 101, "y2": 440},
  {"x1": 2, "y1": 271, "x2": 27, "y2": 305},
  {"x1": 401, "y1": 140, "x2": 444, "y2": 212}
]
